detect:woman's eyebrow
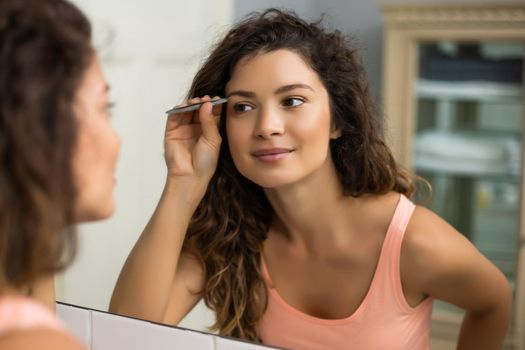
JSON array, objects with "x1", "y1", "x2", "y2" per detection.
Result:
[
  {"x1": 275, "y1": 84, "x2": 314, "y2": 94},
  {"x1": 227, "y1": 90, "x2": 256, "y2": 98},
  {"x1": 226, "y1": 84, "x2": 314, "y2": 98}
]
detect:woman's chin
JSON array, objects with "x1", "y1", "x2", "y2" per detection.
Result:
[
  {"x1": 74, "y1": 199, "x2": 116, "y2": 223},
  {"x1": 249, "y1": 176, "x2": 298, "y2": 190}
]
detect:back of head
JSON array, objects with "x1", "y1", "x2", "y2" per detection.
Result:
[{"x1": 0, "y1": 0, "x2": 92, "y2": 289}]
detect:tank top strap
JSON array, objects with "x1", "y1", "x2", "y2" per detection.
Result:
[
  {"x1": 382, "y1": 194, "x2": 416, "y2": 253},
  {"x1": 372, "y1": 194, "x2": 418, "y2": 312}
]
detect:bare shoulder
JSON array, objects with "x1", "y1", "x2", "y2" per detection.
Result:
[
  {"x1": 401, "y1": 204, "x2": 511, "y2": 311},
  {"x1": 0, "y1": 329, "x2": 85, "y2": 350},
  {"x1": 402, "y1": 205, "x2": 464, "y2": 267},
  {"x1": 402, "y1": 205, "x2": 485, "y2": 285},
  {"x1": 399, "y1": 206, "x2": 462, "y2": 297}
]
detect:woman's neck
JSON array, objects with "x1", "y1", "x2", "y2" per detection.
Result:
[
  {"x1": 0, "y1": 284, "x2": 28, "y2": 298},
  {"x1": 0, "y1": 276, "x2": 56, "y2": 312},
  {"x1": 264, "y1": 158, "x2": 363, "y2": 257}
]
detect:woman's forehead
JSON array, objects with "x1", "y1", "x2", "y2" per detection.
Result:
[{"x1": 226, "y1": 49, "x2": 320, "y2": 93}]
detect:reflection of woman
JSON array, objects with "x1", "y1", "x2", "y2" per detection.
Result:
[
  {"x1": 111, "y1": 9, "x2": 510, "y2": 349},
  {"x1": 0, "y1": 0, "x2": 120, "y2": 348}
]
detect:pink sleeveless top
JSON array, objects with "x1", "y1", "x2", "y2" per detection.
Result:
[
  {"x1": 258, "y1": 195, "x2": 433, "y2": 350},
  {"x1": 0, "y1": 296, "x2": 64, "y2": 338}
]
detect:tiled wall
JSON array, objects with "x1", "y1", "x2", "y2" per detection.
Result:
[{"x1": 56, "y1": 303, "x2": 276, "y2": 350}]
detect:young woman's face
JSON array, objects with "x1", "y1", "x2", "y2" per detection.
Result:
[
  {"x1": 225, "y1": 49, "x2": 340, "y2": 188},
  {"x1": 72, "y1": 54, "x2": 120, "y2": 222}
]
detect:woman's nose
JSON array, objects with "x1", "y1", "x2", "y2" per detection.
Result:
[{"x1": 254, "y1": 106, "x2": 285, "y2": 139}]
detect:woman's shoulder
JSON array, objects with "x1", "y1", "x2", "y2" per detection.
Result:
[
  {"x1": 402, "y1": 200, "x2": 511, "y2": 311},
  {"x1": 0, "y1": 296, "x2": 60, "y2": 329},
  {"x1": 0, "y1": 328, "x2": 85, "y2": 350},
  {"x1": 403, "y1": 203, "x2": 463, "y2": 256},
  {"x1": 401, "y1": 203, "x2": 490, "y2": 293}
]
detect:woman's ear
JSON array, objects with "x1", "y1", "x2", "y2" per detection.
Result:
[{"x1": 330, "y1": 126, "x2": 342, "y2": 139}]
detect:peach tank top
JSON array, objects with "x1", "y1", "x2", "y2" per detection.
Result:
[
  {"x1": 0, "y1": 297, "x2": 63, "y2": 338},
  {"x1": 258, "y1": 195, "x2": 433, "y2": 350}
]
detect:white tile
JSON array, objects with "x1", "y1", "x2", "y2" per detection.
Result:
[
  {"x1": 91, "y1": 310, "x2": 214, "y2": 350},
  {"x1": 215, "y1": 336, "x2": 278, "y2": 350},
  {"x1": 56, "y1": 303, "x2": 91, "y2": 347}
]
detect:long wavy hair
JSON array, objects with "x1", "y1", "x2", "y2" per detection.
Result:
[
  {"x1": 183, "y1": 9, "x2": 415, "y2": 341},
  {"x1": 0, "y1": 0, "x2": 92, "y2": 290}
]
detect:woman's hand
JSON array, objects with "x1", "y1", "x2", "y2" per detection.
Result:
[{"x1": 163, "y1": 96, "x2": 223, "y2": 193}]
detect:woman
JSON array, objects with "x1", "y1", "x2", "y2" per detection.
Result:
[
  {"x1": 0, "y1": 0, "x2": 120, "y2": 348},
  {"x1": 110, "y1": 9, "x2": 511, "y2": 350}
]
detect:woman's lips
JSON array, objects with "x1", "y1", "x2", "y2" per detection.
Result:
[{"x1": 252, "y1": 148, "x2": 293, "y2": 163}]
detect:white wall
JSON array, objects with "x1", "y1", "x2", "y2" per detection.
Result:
[{"x1": 57, "y1": 0, "x2": 233, "y2": 332}]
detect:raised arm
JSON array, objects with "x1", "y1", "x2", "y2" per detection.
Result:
[
  {"x1": 109, "y1": 96, "x2": 222, "y2": 324},
  {"x1": 402, "y1": 206, "x2": 512, "y2": 350}
]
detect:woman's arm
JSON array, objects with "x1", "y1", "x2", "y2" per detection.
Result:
[
  {"x1": 402, "y1": 206, "x2": 512, "y2": 350},
  {"x1": 109, "y1": 181, "x2": 205, "y2": 322},
  {"x1": 109, "y1": 98, "x2": 222, "y2": 323}
]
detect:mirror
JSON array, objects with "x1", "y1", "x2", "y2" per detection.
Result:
[
  {"x1": 54, "y1": 1, "x2": 525, "y2": 349},
  {"x1": 56, "y1": 0, "x2": 385, "y2": 339}
]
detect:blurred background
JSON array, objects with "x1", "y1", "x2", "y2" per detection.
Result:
[{"x1": 57, "y1": 1, "x2": 524, "y2": 349}]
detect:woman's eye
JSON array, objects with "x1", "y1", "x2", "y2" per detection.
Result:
[
  {"x1": 232, "y1": 103, "x2": 254, "y2": 113},
  {"x1": 282, "y1": 97, "x2": 304, "y2": 108},
  {"x1": 105, "y1": 102, "x2": 116, "y2": 117}
]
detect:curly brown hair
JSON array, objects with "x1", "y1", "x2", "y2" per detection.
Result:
[
  {"x1": 184, "y1": 8, "x2": 414, "y2": 341},
  {"x1": 0, "y1": 0, "x2": 92, "y2": 289}
]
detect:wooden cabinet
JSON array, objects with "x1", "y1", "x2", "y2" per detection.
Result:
[{"x1": 381, "y1": 4, "x2": 525, "y2": 350}]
